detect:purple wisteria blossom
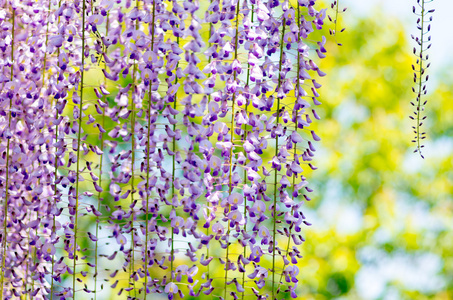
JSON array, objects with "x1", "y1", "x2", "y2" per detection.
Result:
[{"x1": 0, "y1": 0, "x2": 328, "y2": 298}]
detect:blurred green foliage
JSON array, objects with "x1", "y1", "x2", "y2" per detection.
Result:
[{"x1": 298, "y1": 6, "x2": 453, "y2": 300}]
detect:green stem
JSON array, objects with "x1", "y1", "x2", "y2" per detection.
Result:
[
  {"x1": 241, "y1": 5, "x2": 254, "y2": 299},
  {"x1": 144, "y1": 92, "x2": 152, "y2": 297},
  {"x1": 41, "y1": 0, "x2": 52, "y2": 82},
  {"x1": 129, "y1": 60, "x2": 137, "y2": 300},
  {"x1": 50, "y1": 2, "x2": 62, "y2": 299},
  {"x1": 25, "y1": 228, "x2": 30, "y2": 297},
  {"x1": 129, "y1": 1, "x2": 139, "y2": 297},
  {"x1": 94, "y1": 110, "x2": 103, "y2": 298},
  {"x1": 272, "y1": 17, "x2": 286, "y2": 300},
  {"x1": 277, "y1": 10, "x2": 301, "y2": 296},
  {"x1": 30, "y1": 1, "x2": 53, "y2": 295},
  {"x1": 170, "y1": 32, "x2": 180, "y2": 286},
  {"x1": 31, "y1": 214, "x2": 38, "y2": 296},
  {"x1": 224, "y1": 1, "x2": 241, "y2": 299},
  {"x1": 50, "y1": 117, "x2": 59, "y2": 299},
  {"x1": 73, "y1": 0, "x2": 87, "y2": 298},
  {"x1": 144, "y1": 2, "x2": 156, "y2": 297},
  {"x1": 94, "y1": 12, "x2": 109, "y2": 300},
  {"x1": 333, "y1": 0, "x2": 341, "y2": 45},
  {"x1": 0, "y1": 7, "x2": 14, "y2": 298},
  {"x1": 206, "y1": 0, "x2": 213, "y2": 281},
  {"x1": 415, "y1": 0, "x2": 425, "y2": 157}
]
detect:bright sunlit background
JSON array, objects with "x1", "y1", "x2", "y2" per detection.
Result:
[{"x1": 300, "y1": 0, "x2": 453, "y2": 299}]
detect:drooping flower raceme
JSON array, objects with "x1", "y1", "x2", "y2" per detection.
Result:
[
  {"x1": 410, "y1": 0, "x2": 434, "y2": 159},
  {"x1": 0, "y1": 0, "x2": 327, "y2": 298}
]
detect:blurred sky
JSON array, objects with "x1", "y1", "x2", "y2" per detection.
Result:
[{"x1": 342, "y1": 0, "x2": 453, "y2": 82}]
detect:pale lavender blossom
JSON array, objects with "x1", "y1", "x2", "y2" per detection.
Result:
[{"x1": 0, "y1": 0, "x2": 329, "y2": 298}]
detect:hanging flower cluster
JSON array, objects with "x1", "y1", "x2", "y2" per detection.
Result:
[
  {"x1": 0, "y1": 0, "x2": 327, "y2": 298},
  {"x1": 327, "y1": 1, "x2": 346, "y2": 46},
  {"x1": 410, "y1": 0, "x2": 434, "y2": 159}
]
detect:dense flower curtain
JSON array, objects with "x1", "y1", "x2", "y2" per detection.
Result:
[{"x1": 0, "y1": 0, "x2": 327, "y2": 298}]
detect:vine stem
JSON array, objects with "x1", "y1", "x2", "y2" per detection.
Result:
[
  {"x1": 333, "y1": 0, "x2": 342, "y2": 45},
  {"x1": 241, "y1": 4, "x2": 254, "y2": 299},
  {"x1": 30, "y1": 0, "x2": 53, "y2": 294},
  {"x1": 144, "y1": 84, "x2": 151, "y2": 298},
  {"x1": 73, "y1": 0, "x2": 87, "y2": 297},
  {"x1": 415, "y1": 0, "x2": 425, "y2": 157},
  {"x1": 144, "y1": 1, "x2": 156, "y2": 297},
  {"x1": 206, "y1": 0, "x2": 213, "y2": 282},
  {"x1": 277, "y1": 5, "x2": 301, "y2": 294},
  {"x1": 170, "y1": 29, "x2": 180, "y2": 287},
  {"x1": 224, "y1": 1, "x2": 241, "y2": 299},
  {"x1": 41, "y1": 0, "x2": 52, "y2": 82},
  {"x1": 94, "y1": 11, "x2": 109, "y2": 300},
  {"x1": 129, "y1": 0, "x2": 139, "y2": 297},
  {"x1": 0, "y1": 7, "x2": 14, "y2": 298},
  {"x1": 272, "y1": 17, "x2": 286, "y2": 300},
  {"x1": 50, "y1": 2, "x2": 62, "y2": 298}
]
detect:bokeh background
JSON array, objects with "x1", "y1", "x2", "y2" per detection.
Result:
[{"x1": 298, "y1": 0, "x2": 453, "y2": 299}]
